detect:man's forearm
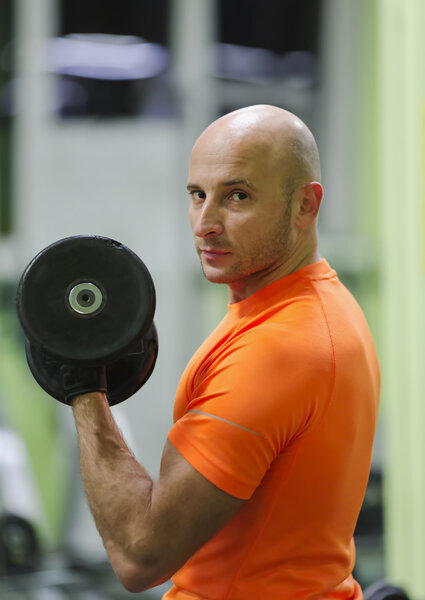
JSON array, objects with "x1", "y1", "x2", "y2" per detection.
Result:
[
  {"x1": 72, "y1": 392, "x2": 158, "y2": 588},
  {"x1": 71, "y1": 392, "x2": 244, "y2": 592}
]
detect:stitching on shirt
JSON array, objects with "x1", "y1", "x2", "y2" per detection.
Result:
[
  {"x1": 169, "y1": 584, "x2": 210, "y2": 599},
  {"x1": 187, "y1": 410, "x2": 266, "y2": 439},
  {"x1": 311, "y1": 280, "x2": 337, "y2": 420}
]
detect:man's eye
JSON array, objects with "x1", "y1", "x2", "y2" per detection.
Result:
[
  {"x1": 230, "y1": 192, "x2": 248, "y2": 201},
  {"x1": 191, "y1": 191, "x2": 206, "y2": 200}
]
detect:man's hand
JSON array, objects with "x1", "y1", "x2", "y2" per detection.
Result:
[{"x1": 61, "y1": 365, "x2": 107, "y2": 404}]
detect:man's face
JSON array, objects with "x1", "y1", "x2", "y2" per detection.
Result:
[{"x1": 187, "y1": 134, "x2": 295, "y2": 297}]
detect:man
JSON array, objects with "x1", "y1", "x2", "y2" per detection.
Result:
[{"x1": 71, "y1": 105, "x2": 380, "y2": 599}]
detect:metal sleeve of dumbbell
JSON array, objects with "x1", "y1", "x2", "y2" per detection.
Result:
[{"x1": 16, "y1": 235, "x2": 158, "y2": 406}]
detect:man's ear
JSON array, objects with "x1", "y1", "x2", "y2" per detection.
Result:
[{"x1": 293, "y1": 182, "x2": 323, "y2": 229}]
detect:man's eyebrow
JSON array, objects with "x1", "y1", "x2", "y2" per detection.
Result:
[
  {"x1": 223, "y1": 178, "x2": 257, "y2": 190},
  {"x1": 186, "y1": 179, "x2": 256, "y2": 191}
]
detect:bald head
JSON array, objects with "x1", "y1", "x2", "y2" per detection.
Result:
[
  {"x1": 192, "y1": 105, "x2": 321, "y2": 195},
  {"x1": 188, "y1": 105, "x2": 323, "y2": 298}
]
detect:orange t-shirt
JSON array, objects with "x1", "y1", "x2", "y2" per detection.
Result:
[{"x1": 165, "y1": 260, "x2": 380, "y2": 600}]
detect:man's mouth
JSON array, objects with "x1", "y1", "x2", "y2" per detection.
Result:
[{"x1": 200, "y1": 248, "x2": 231, "y2": 260}]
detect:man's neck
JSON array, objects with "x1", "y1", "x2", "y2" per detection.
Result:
[{"x1": 228, "y1": 245, "x2": 321, "y2": 304}]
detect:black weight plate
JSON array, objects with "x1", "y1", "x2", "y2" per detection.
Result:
[
  {"x1": 106, "y1": 321, "x2": 158, "y2": 405},
  {"x1": 17, "y1": 236, "x2": 156, "y2": 366},
  {"x1": 25, "y1": 322, "x2": 158, "y2": 406},
  {"x1": 25, "y1": 341, "x2": 63, "y2": 402}
]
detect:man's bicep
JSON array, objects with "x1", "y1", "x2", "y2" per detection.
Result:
[{"x1": 150, "y1": 438, "x2": 244, "y2": 570}]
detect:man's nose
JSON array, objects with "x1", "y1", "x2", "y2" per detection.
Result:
[{"x1": 192, "y1": 199, "x2": 224, "y2": 238}]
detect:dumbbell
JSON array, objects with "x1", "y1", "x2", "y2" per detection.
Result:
[{"x1": 16, "y1": 235, "x2": 158, "y2": 406}]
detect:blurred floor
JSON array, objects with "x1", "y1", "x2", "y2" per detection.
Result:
[{"x1": 0, "y1": 555, "x2": 172, "y2": 600}]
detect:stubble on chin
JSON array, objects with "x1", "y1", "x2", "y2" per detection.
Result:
[
  {"x1": 199, "y1": 255, "x2": 250, "y2": 286},
  {"x1": 199, "y1": 259, "x2": 229, "y2": 284}
]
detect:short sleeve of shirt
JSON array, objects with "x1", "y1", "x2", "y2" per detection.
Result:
[{"x1": 168, "y1": 323, "x2": 333, "y2": 499}]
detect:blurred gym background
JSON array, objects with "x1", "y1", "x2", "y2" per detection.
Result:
[{"x1": 0, "y1": 0, "x2": 424, "y2": 598}]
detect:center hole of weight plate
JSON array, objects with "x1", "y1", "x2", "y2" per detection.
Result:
[
  {"x1": 78, "y1": 290, "x2": 94, "y2": 306},
  {"x1": 68, "y1": 282, "x2": 104, "y2": 315}
]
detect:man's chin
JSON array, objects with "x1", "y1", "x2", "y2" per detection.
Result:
[
  {"x1": 201, "y1": 265, "x2": 232, "y2": 284},
  {"x1": 203, "y1": 272, "x2": 229, "y2": 284}
]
